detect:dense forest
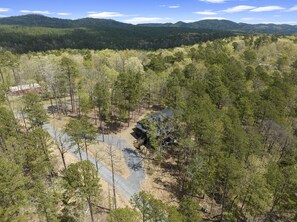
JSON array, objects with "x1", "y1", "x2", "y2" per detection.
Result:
[
  {"x1": 0, "y1": 34, "x2": 297, "y2": 221},
  {"x1": 0, "y1": 15, "x2": 235, "y2": 53},
  {"x1": 0, "y1": 14, "x2": 296, "y2": 54}
]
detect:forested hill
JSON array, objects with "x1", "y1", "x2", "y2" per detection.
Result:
[
  {"x1": 0, "y1": 14, "x2": 295, "y2": 53},
  {"x1": 0, "y1": 14, "x2": 133, "y2": 29},
  {"x1": 0, "y1": 15, "x2": 234, "y2": 53},
  {"x1": 0, "y1": 15, "x2": 296, "y2": 34},
  {"x1": 139, "y1": 19, "x2": 297, "y2": 35}
]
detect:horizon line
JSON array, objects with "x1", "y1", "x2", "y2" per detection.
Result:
[{"x1": 0, "y1": 13, "x2": 296, "y2": 26}]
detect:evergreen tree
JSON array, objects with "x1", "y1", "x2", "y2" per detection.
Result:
[{"x1": 64, "y1": 160, "x2": 101, "y2": 222}]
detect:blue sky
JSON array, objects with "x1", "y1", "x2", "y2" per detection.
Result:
[{"x1": 0, "y1": 0, "x2": 296, "y2": 24}]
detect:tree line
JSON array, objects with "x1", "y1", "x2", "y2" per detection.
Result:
[{"x1": 0, "y1": 24, "x2": 234, "y2": 53}]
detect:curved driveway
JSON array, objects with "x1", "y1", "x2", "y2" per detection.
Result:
[{"x1": 44, "y1": 124, "x2": 145, "y2": 199}]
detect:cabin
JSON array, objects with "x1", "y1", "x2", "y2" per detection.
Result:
[
  {"x1": 133, "y1": 109, "x2": 176, "y2": 148},
  {"x1": 9, "y1": 83, "x2": 41, "y2": 96}
]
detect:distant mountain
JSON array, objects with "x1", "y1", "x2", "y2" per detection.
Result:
[
  {"x1": 0, "y1": 15, "x2": 296, "y2": 35},
  {"x1": 139, "y1": 19, "x2": 297, "y2": 35},
  {"x1": 0, "y1": 14, "x2": 132, "y2": 29}
]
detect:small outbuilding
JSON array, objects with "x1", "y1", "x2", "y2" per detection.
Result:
[{"x1": 9, "y1": 83, "x2": 41, "y2": 96}]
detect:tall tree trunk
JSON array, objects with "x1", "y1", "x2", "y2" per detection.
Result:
[
  {"x1": 241, "y1": 187, "x2": 251, "y2": 211},
  {"x1": 84, "y1": 139, "x2": 89, "y2": 160},
  {"x1": 64, "y1": 96, "x2": 68, "y2": 116},
  {"x1": 267, "y1": 183, "x2": 286, "y2": 220},
  {"x1": 278, "y1": 137, "x2": 289, "y2": 163},
  {"x1": 229, "y1": 195, "x2": 238, "y2": 211},
  {"x1": 12, "y1": 68, "x2": 20, "y2": 85},
  {"x1": 87, "y1": 197, "x2": 95, "y2": 222},
  {"x1": 220, "y1": 174, "x2": 229, "y2": 221},
  {"x1": 0, "y1": 136, "x2": 7, "y2": 153},
  {"x1": 78, "y1": 95, "x2": 81, "y2": 118},
  {"x1": 68, "y1": 74, "x2": 75, "y2": 113},
  {"x1": 95, "y1": 153, "x2": 99, "y2": 173},
  {"x1": 61, "y1": 152, "x2": 67, "y2": 171},
  {"x1": 77, "y1": 144, "x2": 82, "y2": 161},
  {"x1": 21, "y1": 110, "x2": 28, "y2": 133},
  {"x1": 0, "y1": 69, "x2": 4, "y2": 83},
  {"x1": 110, "y1": 144, "x2": 117, "y2": 209},
  {"x1": 210, "y1": 186, "x2": 216, "y2": 215},
  {"x1": 98, "y1": 101, "x2": 102, "y2": 131}
]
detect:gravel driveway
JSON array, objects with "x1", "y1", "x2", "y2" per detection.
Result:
[{"x1": 44, "y1": 124, "x2": 145, "y2": 199}]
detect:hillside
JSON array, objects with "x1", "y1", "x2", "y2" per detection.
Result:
[
  {"x1": 1, "y1": 15, "x2": 296, "y2": 35},
  {"x1": 0, "y1": 15, "x2": 296, "y2": 53},
  {"x1": 139, "y1": 19, "x2": 297, "y2": 34},
  {"x1": 0, "y1": 14, "x2": 234, "y2": 53},
  {"x1": 0, "y1": 14, "x2": 133, "y2": 29}
]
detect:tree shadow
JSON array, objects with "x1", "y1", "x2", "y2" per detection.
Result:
[
  {"x1": 153, "y1": 174, "x2": 181, "y2": 197},
  {"x1": 105, "y1": 121, "x2": 124, "y2": 133},
  {"x1": 122, "y1": 148, "x2": 143, "y2": 172},
  {"x1": 151, "y1": 104, "x2": 165, "y2": 111},
  {"x1": 160, "y1": 161, "x2": 179, "y2": 172}
]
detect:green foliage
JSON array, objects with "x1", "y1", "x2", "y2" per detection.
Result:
[
  {"x1": 108, "y1": 207, "x2": 140, "y2": 222},
  {"x1": 131, "y1": 191, "x2": 182, "y2": 222},
  {"x1": 64, "y1": 160, "x2": 101, "y2": 200},
  {"x1": 65, "y1": 116, "x2": 97, "y2": 160},
  {"x1": 0, "y1": 106, "x2": 18, "y2": 142},
  {"x1": 243, "y1": 49, "x2": 257, "y2": 62},
  {"x1": 179, "y1": 198, "x2": 201, "y2": 222},
  {"x1": 63, "y1": 161, "x2": 101, "y2": 221},
  {"x1": 146, "y1": 54, "x2": 166, "y2": 72},
  {"x1": 113, "y1": 70, "x2": 143, "y2": 120},
  {"x1": 94, "y1": 80, "x2": 111, "y2": 120},
  {"x1": 79, "y1": 95, "x2": 94, "y2": 115},
  {"x1": 65, "y1": 118, "x2": 83, "y2": 145},
  {"x1": 60, "y1": 56, "x2": 79, "y2": 113},
  {"x1": 245, "y1": 65, "x2": 255, "y2": 80},
  {"x1": 0, "y1": 157, "x2": 28, "y2": 222},
  {"x1": 22, "y1": 93, "x2": 48, "y2": 127}
]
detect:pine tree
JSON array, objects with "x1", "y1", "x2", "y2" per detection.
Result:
[{"x1": 64, "y1": 160, "x2": 101, "y2": 222}]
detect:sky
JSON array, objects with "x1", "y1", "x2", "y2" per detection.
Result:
[{"x1": 0, "y1": 0, "x2": 296, "y2": 25}]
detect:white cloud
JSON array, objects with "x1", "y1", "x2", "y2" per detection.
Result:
[
  {"x1": 194, "y1": 10, "x2": 217, "y2": 15},
  {"x1": 241, "y1": 17, "x2": 255, "y2": 21},
  {"x1": 168, "y1": 5, "x2": 180, "y2": 9},
  {"x1": 200, "y1": 16, "x2": 226, "y2": 20},
  {"x1": 250, "y1": 6, "x2": 285, "y2": 12},
  {"x1": 260, "y1": 21, "x2": 297, "y2": 25},
  {"x1": 222, "y1": 5, "x2": 255, "y2": 13},
  {"x1": 200, "y1": 0, "x2": 226, "y2": 3},
  {"x1": 183, "y1": 19, "x2": 196, "y2": 23},
  {"x1": 287, "y1": 5, "x2": 297, "y2": 12},
  {"x1": 57, "y1": 12, "x2": 71, "y2": 16},
  {"x1": 87, "y1": 11, "x2": 124, "y2": 18},
  {"x1": 20, "y1": 10, "x2": 51, "y2": 15},
  {"x1": 160, "y1": 5, "x2": 180, "y2": 9},
  {"x1": 124, "y1": 17, "x2": 171, "y2": 24},
  {"x1": 0, "y1": 8, "x2": 10, "y2": 12}
]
